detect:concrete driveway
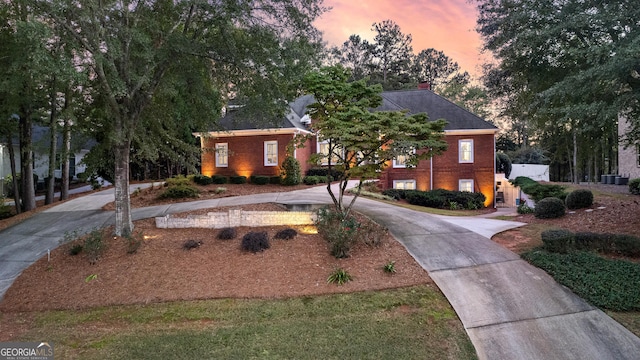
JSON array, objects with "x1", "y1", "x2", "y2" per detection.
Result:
[{"x1": 1, "y1": 183, "x2": 639, "y2": 359}]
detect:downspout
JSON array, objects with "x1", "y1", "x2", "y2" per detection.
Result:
[
  {"x1": 430, "y1": 148, "x2": 433, "y2": 190},
  {"x1": 493, "y1": 133, "x2": 497, "y2": 208}
]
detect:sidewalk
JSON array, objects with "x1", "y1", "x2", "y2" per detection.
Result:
[{"x1": 1, "y1": 184, "x2": 639, "y2": 359}]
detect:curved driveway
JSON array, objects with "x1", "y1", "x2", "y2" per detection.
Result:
[{"x1": 1, "y1": 184, "x2": 639, "y2": 359}]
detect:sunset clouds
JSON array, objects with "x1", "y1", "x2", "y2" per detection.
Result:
[{"x1": 314, "y1": 0, "x2": 488, "y2": 78}]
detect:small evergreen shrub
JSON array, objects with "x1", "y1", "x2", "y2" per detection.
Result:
[
  {"x1": 534, "y1": 197, "x2": 566, "y2": 219},
  {"x1": 165, "y1": 175, "x2": 191, "y2": 187},
  {"x1": 565, "y1": 189, "x2": 594, "y2": 210},
  {"x1": 274, "y1": 228, "x2": 298, "y2": 240},
  {"x1": 270, "y1": 176, "x2": 281, "y2": 184},
  {"x1": 0, "y1": 199, "x2": 12, "y2": 220},
  {"x1": 303, "y1": 175, "x2": 327, "y2": 185},
  {"x1": 159, "y1": 185, "x2": 199, "y2": 199},
  {"x1": 193, "y1": 174, "x2": 214, "y2": 186},
  {"x1": 212, "y1": 175, "x2": 228, "y2": 184},
  {"x1": 281, "y1": 156, "x2": 302, "y2": 186},
  {"x1": 250, "y1": 175, "x2": 270, "y2": 185},
  {"x1": 84, "y1": 228, "x2": 107, "y2": 264},
  {"x1": 315, "y1": 207, "x2": 359, "y2": 258},
  {"x1": 630, "y1": 178, "x2": 640, "y2": 195},
  {"x1": 69, "y1": 244, "x2": 83, "y2": 256},
  {"x1": 541, "y1": 229, "x2": 574, "y2": 253},
  {"x1": 230, "y1": 175, "x2": 247, "y2": 184},
  {"x1": 241, "y1": 232, "x2": 270, "y2": 253},
  {"x1": 405, "y1": 191, "x2": 446, "y2": 208},
  {"x1": 513, "y1": 176, "x2": 567, "y2": 201},
  {"x1": 217, "y1": 227, "x2": 237, "y2": 240},
  {"x1": 517, "y1": 203, "x2": 534, "y2": 214},
  {"x1": 183, "y1": 239, "x2": 203, "y2": 250},
  {"x1": 306, "y1": 167, "x2": 343, "y2": 180},
  {"x1": 574, "y1": 232, "x2": 611, "y2": 252}
]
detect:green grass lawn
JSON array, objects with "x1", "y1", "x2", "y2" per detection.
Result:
[{"x1": 8, "y1": 286, "x2": 477, "y2": 359}]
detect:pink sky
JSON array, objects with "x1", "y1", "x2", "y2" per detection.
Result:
[{"x1": 314, "y1": 0, "x2": 488, "y2": 79}]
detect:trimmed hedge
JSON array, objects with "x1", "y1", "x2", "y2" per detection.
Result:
[
  {"x1": 306, "y1": 167, "x2": 344, "y2": 180},
  {"x1": 534, "y1": 197, "x2": 566, "y2": 219},
  {"x1": 565, "y1": 189, "x2": 593, "y2": 210},
  {"x1": 212, "y1": 175, "x2": 228, "y2": 184},
  {"x1": 229, "y1": 175, "x2": 247, "y2": 184},
  {"x1": 630, "y1": 178, "x2": 640, "y2": 195},
  {"x1": 192, "y1": 174, "x2": 214, "y2": 186},
  {"x1": 303, "y1": 175, "x2": 328, "y2": 185},
  {"x1": 540, "y1": 229, "x2": 640, "y2": 258},
  {"x1": 383, "y1": 189, "x2": 485, "y2": 210},
  {"x1": 250, "y1": 175, "x2": 270, "y2": 185}
]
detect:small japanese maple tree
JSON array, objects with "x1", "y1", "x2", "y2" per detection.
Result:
[{"x1": 303, "y1": 65, "x2": 448, "y2": 217}]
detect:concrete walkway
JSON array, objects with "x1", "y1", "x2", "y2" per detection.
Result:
[{"x1": 1, "y1": 184, "x2": 640, "y2": 359}]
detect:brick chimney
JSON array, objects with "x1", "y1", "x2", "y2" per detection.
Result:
[{"x1": 418, "y1": 81, "x2": 431, "y2": 90}]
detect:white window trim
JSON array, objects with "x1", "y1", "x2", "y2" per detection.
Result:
[
  {"x1": 215, "y1": 143, "x2": 228, "y2": 168},
  {"x1": 393, "y1": 148, "x2": 416, "y2": 168},
  {"x1": 393, "y1": 179, "x2": 416, "y2": 190},
  {"x1": 636, "y1": 144, "x2": 640, "y2": 167},
  {"x1": 459, "y1": 139, "x2": 474, "y2": 163},
  {"x1": 264, "y1": 140, "x2": 278, "y2": 166},
  {"x1": 459, "y1": 179, "x2": 474, "y2": 192},
  {"x1": 317, "y1": 140, "x2": 342, "y2": 165}
]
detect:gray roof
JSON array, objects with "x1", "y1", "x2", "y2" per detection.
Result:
[
  {"x1": 379, "y1": 89, "x2": 497, "y2": 131},
  {"x1": 216, "y1": 89, "x2": 496, "y2": 132}
]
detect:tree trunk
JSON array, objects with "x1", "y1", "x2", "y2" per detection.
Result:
[
  {"x1": 44, "y1": 115, "x2": 58, "y2": 205},
  {"x1": 6, "y1": 135, "x2": 21, "y2": 214},
  {"x1": 60, "y1": 117, "x2": 71, "y2": 200},
  {"x1": 19, "y1": 113, "x2": 36, "y2": 211},
  {"x1": 114, "y1": 141, "x2": 133, "y2": 237},
  {"x1": 572, "y1": 128, "x2": 578, "y2": 183}
]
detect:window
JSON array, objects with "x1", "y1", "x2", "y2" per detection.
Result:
[
  {"x1": 264, "y1": 141, "x2": 278, "y2": 166},
  {"x1": 393, "y1": 148, "x2": 416, "y2": 168},
  {"x1": 318, "y1": 141, "x2": 341, "y2": 165},
  {"x1": 459, "y1": 139, "x2": 474, "y2": 163},
  {"x1": 459, "y1": 179, "x2": 473, "y2": 192},
  {"x1": 215, "y1": 143, "x2": 228, "y2": 167},
  {"x1": 393, "y1": 180, "x2": 416, "y2": 190}
]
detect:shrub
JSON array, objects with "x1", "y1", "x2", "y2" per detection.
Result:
[
  {"x1": 534, "y1": 197, "x2": 566, "y2": 219},
  {"x1": 381, "y1": 189, "x2": 409, "y2": 200},
  {"x1": 565, "y1": 189, "x2": 593, "y2": 210},
  {"x1": 212, "y1": 175, "x2": 228, "y2": 184},
  {"x1": 270, "y1": 176, "x2": 281, "y2": 185},
  {"x1": 517, "y1": 203, "x2": 534, "y2": 214},
  {"x1": 303, "y1": 175, "x2": 327, "y2": 185},
  {"x1": 513, "y1": 176, "x2": 567, "y2": 201},
  {"x1": 84, "y1": 228, "x2": 107, "y2": 264},
  {"x1": 405, "y1": 191, "x2": 446, "y2": 208},
  {"x1": 306, "y1": 167, "x2": 343, "y2": 180},
  {"x1": 165, "y1": 175, "x2": 191, "y2": 187},
  {"x1": 183, "y1": 239, "x2": 203, "y2": 250},
  {"x1": 630, "y1": 178, "x2": 640, "y2": 195},
  {"x1": 158, "y1": 184, "x2": 199, "y2": 199},
  {"x1": 274, "y1": 228, "x2": 298, "y2": 240},
  {"x1": 241, "y1": 232, "x2": 270, "y2": 253},
  {"x1": 230, "y1": 175, "x2": 247, "y2": 184},
  {"x1": 612, "y1": 235, "x2": 640, "y2": 257},
  {"x1": 574, "y1": 232, "x2": 611, "y2": 252},
  {"x1": 214, "y1": 187, "x2": 227, "y2": 194},
  {"x1": 315, "y1": 207, "x2": 359, "y2": 258},
  {"x1": 327, "y1": 268, "x2": 352, "y2": 285},
  {"x1": 217, "y1": 227, "x2": 237, "y2": 240},
  {"x1": 0, "y1": 198, "x2": 12, "y2": 220},
  {"x1": 250, "y1": 175, "x2": 270, "y2": 185},
  {"x1": 69, "y1": 244, "x2": 83, "y2": 256},
  {"x1": 541, "y1": 229, "x2": 574, "y2": 253},
  {"x1": 192, "y1": 174, "x2": 214, "y2": 186},
  {"x1": 281, "y1": 156, "x2": 302, "y2": 186},
  {"x1": 355, "y1": 218, "x2": 387, "y2": 247}
]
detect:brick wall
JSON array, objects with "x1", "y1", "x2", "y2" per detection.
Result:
[{"x1": 155, "y1": 209, "x2": 316, "y2": 229}]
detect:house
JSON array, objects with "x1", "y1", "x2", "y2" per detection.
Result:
[
  {"x1": 1, "y1": 125, "x2": 93, "y2": 194},
  {"x1": 197, "y1": 88, "x2": 498, "y2": 206},
  {"x1": 618, "y1": 113, "x2": 640, "y2": 179}
]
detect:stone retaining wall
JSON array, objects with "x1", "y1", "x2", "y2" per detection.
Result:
[{"x1": 155, "y1": 209, "x2": 316, "y2": 229}]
